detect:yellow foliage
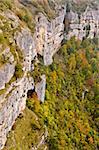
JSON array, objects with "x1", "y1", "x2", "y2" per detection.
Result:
[
  {"x1": 59, "y1": 110, "x2": 65, "y2": 118},
  {"x1": 68, "y1": 54, "x2": 76, "y2": 73},
  {"x1": 58, "y1": 71, "x2": 65, "y2": 78},
  {"x1": 88, "y1": 137, "x2": 94, "y2": 144},
  {"x1": 34, "y1": 100, "x2": 40, "y2": 113},
  {"x1": 29, "y1": 93, "x2": 41, "y2": 113},
  {"x1": 51, "y1": 71, "x2": 57, "y2": 82},
  {"x1": 60, "y1": 139, "x2": 66, "y2": 147},
  {"x1": 79, "y1": 49, "x2": 88, "y2": 67},
  {"x1": 43, "y1": 105, "x2": 49, "y2": 117}
]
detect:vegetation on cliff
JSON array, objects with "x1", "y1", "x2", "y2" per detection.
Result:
[
  {"x1": 0, "y1": 0, "x2": 99, "y2": 150},
  {"x1": 4, "y1": 37, "x2": 99, "y2": 150}
]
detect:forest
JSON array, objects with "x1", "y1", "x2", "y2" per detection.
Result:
[{"x1": 26, "y1": 37, "x2": 99, "y2": 150}]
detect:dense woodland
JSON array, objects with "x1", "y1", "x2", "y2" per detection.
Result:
[{"x1": 27, "y1": 37, "x2": 99, "y2": 150}]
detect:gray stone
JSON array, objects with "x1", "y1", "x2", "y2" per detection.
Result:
[
  {"x1": 0, "y1": 47, "x2": 15, "y2": 90},
  {"x1": 15, "y1": 28, "x2": 36, "y2": 58},
  {"x1": 35, "y1": 75, "x2": 46, "y2": 103},
  {"x1": 0, "y1": 76, "x2": 34, "y2": 149},
  {"x1": 4, "y1": 10, "x2": 19, "y2": 29},
  {"x1": 66, "y1": 6, "x2": 99, "y2": 40},
  {"x1": 34, "y1": 5, "x2": 66, "y2": 65},
  {"x1": 0, "y1": 1, "x2": 99, "y2": 149}
]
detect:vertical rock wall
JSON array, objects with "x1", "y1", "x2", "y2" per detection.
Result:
[
  {"x1": 0, "y1": 1, "x2": 99, "y2": 149},
  {"x1": 34, "y1": 5, "x2": 66, "y2": 65},
  {"x1": 65, "y1": 6, "x2": 99, "y2": 40},
  {"x1": 0, "y1": 4, "x2": 66, "y2": 149}
]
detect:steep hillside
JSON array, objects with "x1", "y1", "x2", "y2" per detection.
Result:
[
  {"x1": 0, "y1": 0, "x2": 99, "y2": 150},
  {"x1": 0, "y1": 0, "x2": 65, "y2": 149},
  {"x1": 4, "y1": 38, "x2": 99, "y2": 150}
]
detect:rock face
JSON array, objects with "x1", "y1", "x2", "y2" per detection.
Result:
[
  {"x1": 0, "y1": 48, "x2": 15, "y2": 90},
  {"x1": 0, "y1": 3, "x2": 66, "y2": 149},
  {"x1": 0, "y1": 0, "x2": 99, "y2": 149},
  {"x1": 0, "y1": 77, "x2": 34, "y2": 149},
  {"x1": 15, "y1": 28, "x2": 37, "y2": 71},
  {"x1": 65, "y1": 5, "x2": 99, "y2": 40},
  {"x1": 34, "y1": 5, "x2": 66, "y2": 65},
  {"x1": 35, "y1": 75, "x2": 46, "y2": 103}
]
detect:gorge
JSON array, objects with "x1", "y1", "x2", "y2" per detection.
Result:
[{"x1": 0, "y1": 0, "x2": 99, "y2": 149}]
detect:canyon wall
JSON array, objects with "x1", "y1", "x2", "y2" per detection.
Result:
[
  {"x1": 0, "y1": 0, "x2": 99, "y2": 149},
  {"x1": 0, "y1": 3, "x2": 66, "y2": 149},
  {"x1": 65, "y1": 6, "x2": 99, "y2": 40}
]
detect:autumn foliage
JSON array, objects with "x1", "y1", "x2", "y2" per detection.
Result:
[{"x1": 27, "y1": 37, "x2": 99, "y2": 150}]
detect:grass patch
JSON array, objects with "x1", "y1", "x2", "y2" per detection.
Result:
[{"x1": 4, "y1": 108, "x2": 45, "y2": 150}]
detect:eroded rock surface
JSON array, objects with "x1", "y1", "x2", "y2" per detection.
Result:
[
  {"x1": 0, "y1": 0, "x2": 99, "y2": 149},
  {"x1": 0, "y1": 48, "x2": 15, "y2": 90},
  {"x1": 0, "y1": 77, "x2": 34, "y2": 149},
  {"x1": 35, "y1": 75, "x2": 46, "y2": 103},
  {"x1": 34, "y1": 5, "x2": 66, "y2": 65},
  {"x1": 65, "y1": 5, "x2": 99, "y2": 40}
]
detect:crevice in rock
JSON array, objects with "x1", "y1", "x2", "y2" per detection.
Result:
[{"x1": 27, "y1": 88, "x2": 35, "y2": 98}]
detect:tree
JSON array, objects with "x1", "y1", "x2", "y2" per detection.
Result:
[{"x1": 68, "y1": 54, "x2": 76, "y2": 73}]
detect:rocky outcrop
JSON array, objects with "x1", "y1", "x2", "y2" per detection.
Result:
[
  {"x1": 0, "y1": 76, "x2": 34, "y2": 149},
  {"x1": 0, "y1": 3, "x2": 66, "y2": 149},
  {"x1": 35, "y1": 75, "x2": 46, "y2": 103},
  {"x1": 0, "y1": 0, "x2": 99, "y2": 149},
  {"x1": 15, "y1": 28, "x2": 37, "y2": 71},
  {"x1": 65, "y1": 5, "x2": 99, "y2": 40},
  {"x1": 0, "y1": 48, "x2": 15, "y2": 90},
  {"x1": 34, "y1": 5, "x2": 66, "y2": 65}
]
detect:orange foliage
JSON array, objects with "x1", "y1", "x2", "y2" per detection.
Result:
[
  {"x1": 31, "y1": 92, "x2": 38, "y2": 99},
  {"x1": 77, "y1": 121, "x2": 90, "y2": 135},
  {"x1": 86, "y1": 78, "x2": 94, "y2": 87},
  {"x1": 88, "y1": 137, "x2": 94, "y2": 144},
  {"x1": 29, "y1": 92, "x2": 40, "y2": 112},
  {"x1": 79, "y1": 49, "x2": 88, "y2": 67}
]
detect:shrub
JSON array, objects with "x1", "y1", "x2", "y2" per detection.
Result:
[{"x1": 14, "y1": 63, "x2": 23, "y2": 78}]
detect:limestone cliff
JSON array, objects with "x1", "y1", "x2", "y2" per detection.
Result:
[
  {"x1": 65, "y1": 1, "x2": 99, "y2": 40},
  {"x1": 0, "y1": 0, "x2": 99, "y2": 149}
]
